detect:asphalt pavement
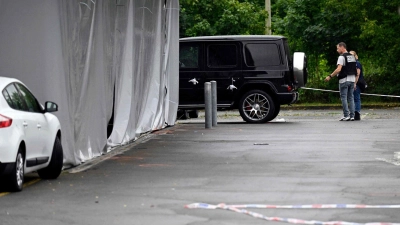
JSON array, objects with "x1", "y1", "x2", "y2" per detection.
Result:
[{"x1": 1, "y1": 108, "x2": 400, "y2": 225}]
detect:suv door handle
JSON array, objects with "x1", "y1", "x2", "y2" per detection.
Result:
[
  {"x1": 188, "y1": 78, "x2": 199, "y2": 85},
  {"x1": 22, "y1": 121, "x2": 28, "y2": 127},
  {"x1": 37, "y1": 123, "x2": 42, "y2": 129}
]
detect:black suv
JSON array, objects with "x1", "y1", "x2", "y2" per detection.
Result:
[{"x1": 178, "y1": 35, "x2": 307, "y2": 123}]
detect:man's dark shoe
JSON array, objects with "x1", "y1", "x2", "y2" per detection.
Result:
[{"x1": 355, "y1": 111, "x2": 361, "y2": 120}]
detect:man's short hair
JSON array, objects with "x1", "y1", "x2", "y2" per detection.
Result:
[{"x1": 337, "y1": 42, "x2": 347, "y2": 49}]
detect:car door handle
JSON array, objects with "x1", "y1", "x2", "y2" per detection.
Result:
[
  {"x1": 188, "y1": 78, "x2": 199, "y2": 85},
  {"x1": 37, "y1": 124, "x2": 42, "y2": 129},
  {"x1": 22, "y1": 122, "x2": 28, "y2": 127}
]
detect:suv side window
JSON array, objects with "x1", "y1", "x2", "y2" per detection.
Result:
[
  {"x1": 244, "y1": 43, "x2": 282, "y2": 67},
  {"x1": 15, "y1": 83, "x2": 42, "y2": 113},
  {"x1": 207, "y1": 44, "x2": 237, "y2": 68},
  {"x1": 180, "y1": 44, "x2": 200, "y2": 68},
  {"x1": 3, "y1": 84, "x2": 27, "y2": 111}
]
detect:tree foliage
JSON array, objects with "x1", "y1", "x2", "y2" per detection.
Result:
[
  {"x1": 272, "y1": 0, "x2": 400, "y2": 100},
  {"x1": 179, "y1": 0, "x2": 267, "y2": 37}
]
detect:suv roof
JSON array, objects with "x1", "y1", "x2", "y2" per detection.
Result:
[{"x1": 180, "y1": 35, "x2": 286, "y2": 42}]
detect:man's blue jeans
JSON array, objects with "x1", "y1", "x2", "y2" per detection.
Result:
[
  {"x1": 339, "y1": 81, "x2": 355, "y2": 118},
  {"x1": 354, "y1": 85, "x2": 361, "y2": 112}
]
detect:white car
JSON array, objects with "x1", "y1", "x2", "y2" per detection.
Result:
[{"x1": 0, "y1": 77, "x2": 63, "y2": 192}]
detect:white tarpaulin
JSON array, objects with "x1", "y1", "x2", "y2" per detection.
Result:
[{"x1": 0, "y1": 0, "x2": 179, "y2": 167}]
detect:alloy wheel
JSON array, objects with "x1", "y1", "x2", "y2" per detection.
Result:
[
  {"x1": 241, "y1": 93, "x2": 271, "y2": 121},
  {"x1": 15, "y1": 153, "x2": 24, "y2": 188}
]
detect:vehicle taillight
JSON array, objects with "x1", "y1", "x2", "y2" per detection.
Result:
[
  {"x1": 287, "y1": 85, "x2": 293, "y2": 92},
  {"x1": 0, "y1": 114, "x2": 12, "y2": 128}
]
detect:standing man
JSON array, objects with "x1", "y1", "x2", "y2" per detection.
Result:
[{"x1": 325, "y1": 42, "x2": 358, "y2": 121}]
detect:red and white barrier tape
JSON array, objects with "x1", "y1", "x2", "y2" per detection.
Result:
[{"x1": 185, "y1": 203, "x2": 400, "y2": 225}]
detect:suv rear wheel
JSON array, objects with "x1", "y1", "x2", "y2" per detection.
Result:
[{"x1": 239, "y1": 90, "x2": 275, "y2": 123}]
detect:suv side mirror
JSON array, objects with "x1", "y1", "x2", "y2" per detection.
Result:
[{"x1": 45, "y1": 101, "x2": 58, "y2": 113}]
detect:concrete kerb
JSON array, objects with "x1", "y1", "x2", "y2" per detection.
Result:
[{"x1": 66, "y1": 132, "x2": 157, "y2": 174}]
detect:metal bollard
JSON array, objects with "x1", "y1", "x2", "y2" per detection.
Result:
[
  {"x1": 204, "y1": 82, "x2": 212, "y2": 128},
  {"x1": 210, "y1": 81, "x2": 217, "y2": 126}
]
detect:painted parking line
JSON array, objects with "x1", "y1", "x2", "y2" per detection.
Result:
[{"x1": 0, "y1": 178, "x2": 41, "y2": 197}]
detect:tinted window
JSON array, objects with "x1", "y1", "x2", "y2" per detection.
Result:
[
  {"x1": 4, "y1": 84, "x2": 27, "y2": 110},
  {"x1": 16, "y1": 83, "x2": 41, "y2": 113},
  {"x1": 283, "y1": 40, "x2": 292, "y2": 66},
  {"x1": 180, "y1": 44, "x2": 199, "y2": 68},
  {"x1": 208, "y1": 44, "x2": 237, "y2": 68},
  {"x1": 2, "y1": 89, "x2": 14, "y2": 107},
  {"x1": 245, "y1": 43, "x2": 281, "y2": 67}
]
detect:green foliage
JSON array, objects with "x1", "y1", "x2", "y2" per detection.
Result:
[
  {"x1": 272, "y1": 0, "x2": 400, "y2": 102},
  {"x1": 273, "y1": 0, "x2": 363, "y2": 69},
  {"x1": 179, "y1": 0, "x2": 268, "y2": 37}
]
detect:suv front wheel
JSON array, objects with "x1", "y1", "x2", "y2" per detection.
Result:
[{"x1": 238, "y1": 90, "x2": 276, "y2": 123}]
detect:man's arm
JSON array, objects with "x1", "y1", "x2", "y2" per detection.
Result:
[{"x1": 324, "y1": 64, "x2": 342, "y2": 82}]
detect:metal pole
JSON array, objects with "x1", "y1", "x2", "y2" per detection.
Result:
[
  {"x1": 210, "y1": 81, "x2": 217, "y2": 126},
  {"x1": 204, "y1": 82, "x2": 212, "y2": 129},
  {"x1": 265, "y1": 0, "x2": 271, "y2": 35}
]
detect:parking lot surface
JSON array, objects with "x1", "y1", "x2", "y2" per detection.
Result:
[{"x1": 1, "y1": 109, "x2": 400, "y2": 225}]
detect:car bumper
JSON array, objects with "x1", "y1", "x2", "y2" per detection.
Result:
[{"x1": 277, "y1": 92, "x2": 299, "y2": 105}]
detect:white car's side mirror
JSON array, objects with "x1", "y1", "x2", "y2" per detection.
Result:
[{"x1": 45, "y1": 101, "x2": 58, "y2": 113}]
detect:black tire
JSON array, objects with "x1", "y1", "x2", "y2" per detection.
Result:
[
  {"x1": 271, "y1": 102, "x2": 281, "y2": 121},
  {"x1": 8, "y1": 147, "x2": 25, "y2": 192},
  {"x1": 188, "y1": 110, "x2": 199, "y2": 118},
  {"x1": 238, "y1": 90, "x2": 276, "y2": 123},
  {"x1": 38, "y1": 137, "x2": 63, "y2": 180}
]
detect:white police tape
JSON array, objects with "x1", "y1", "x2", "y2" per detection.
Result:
[
  {"x1": 301, "y1": 87, "x2": 400, "y2": 98},
  {"x1": 185, "y1": 203, "x2": 400, "y2": 225}
]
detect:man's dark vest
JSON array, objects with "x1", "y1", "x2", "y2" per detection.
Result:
[{"x1": 338, "y1": 52, "x2": 357, "y2": 79}]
